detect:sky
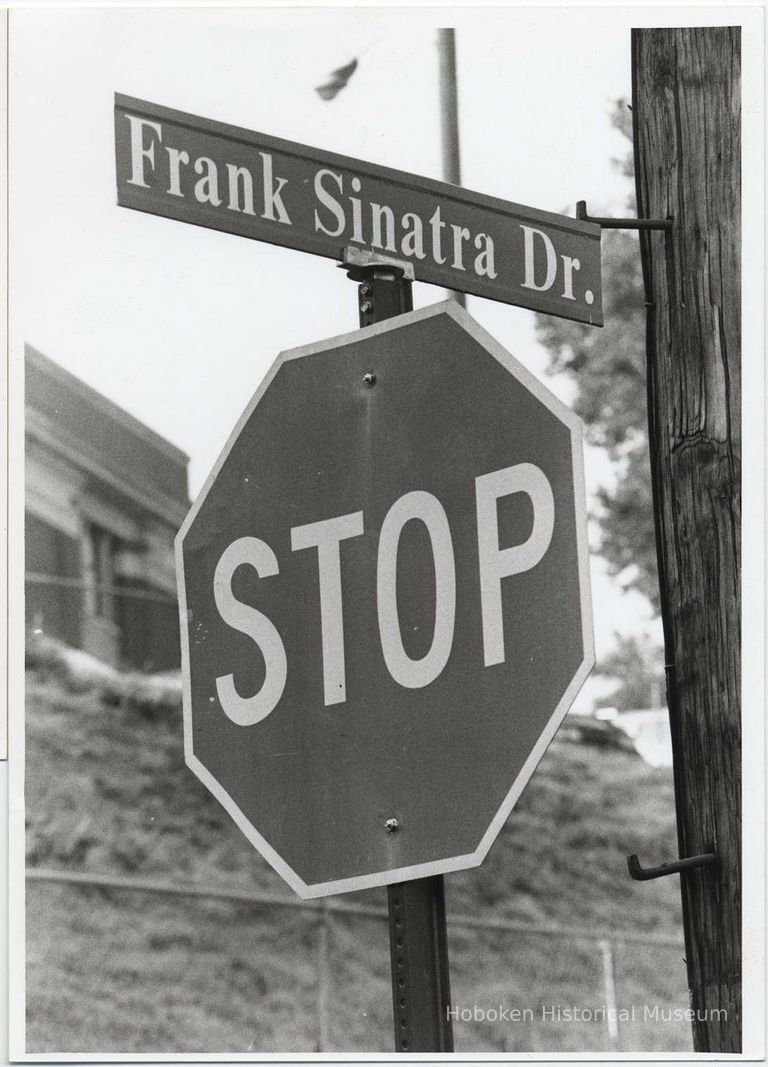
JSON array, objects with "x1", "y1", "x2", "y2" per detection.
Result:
[{"x1": 9, "y1": 4, "x2": 692, "y2": 693}]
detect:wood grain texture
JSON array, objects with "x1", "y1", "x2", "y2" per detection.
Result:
[{"x1": 632, "y1": 27, "x2": 741, "y2": 1052}]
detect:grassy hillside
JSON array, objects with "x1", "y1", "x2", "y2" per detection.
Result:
[{"x1": 24, "y1": 650, "x2": 692, "y2": 1054}]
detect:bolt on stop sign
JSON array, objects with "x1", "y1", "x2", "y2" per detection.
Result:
[{"x1": 177, "y1": 302, "x2": 594, "y2": 897}]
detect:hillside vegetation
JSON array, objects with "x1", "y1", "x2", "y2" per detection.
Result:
[{"x1": 24, "y1": 643, "x2": 692, "y2": 1054}]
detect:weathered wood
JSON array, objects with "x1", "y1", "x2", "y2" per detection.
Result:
[{"x1": 632, "y1": 27, "x2": 741, "y2": 1052}]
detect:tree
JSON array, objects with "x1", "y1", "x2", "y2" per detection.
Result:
[
  {"x1": 535, "y1": 101, "x2": 660, "y2": 610},
  {"x1": 595, "y1": 633, "x2": 665, "y2": 711}
]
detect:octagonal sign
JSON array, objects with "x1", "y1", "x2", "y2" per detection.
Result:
[{"x1": 177, "y1": 301, "x2": 594, "y2": 898}]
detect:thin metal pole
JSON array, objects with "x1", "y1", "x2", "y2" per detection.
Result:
[
  {"x1": 317, "y1": 901, "x2": 331, "y2": 1052},
  {"x1": 344, "y1": 259, "x2": 453, "y2": 1053},
  {"x1": 437, "y1": 28, "x2": 461, "y2": 187},
  {"x1": 598, "y1": 939, "x2": 619, "y2": 1048},
  {"x1": 437, "y1": 27, "x2": 465, "y2": 309}
]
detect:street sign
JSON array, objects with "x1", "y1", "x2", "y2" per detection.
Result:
[
  {"x1": 115, "y1": 93, "x2": 603, "y2": 325},
  {"x1": 177, "y1": 302, "x2": 594, "y2": 898}
]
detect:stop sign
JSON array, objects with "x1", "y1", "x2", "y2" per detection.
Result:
[{"x1": 177, "y1": 302, "x2": 594, "y2": 898}]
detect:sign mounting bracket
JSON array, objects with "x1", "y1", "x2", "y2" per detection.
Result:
[
  {"x1": 576, "y1": 200, "x2": 672, "y2": 231},
  {"x1": 339, "y1": 245, "x2": 416, "y2": 281}
]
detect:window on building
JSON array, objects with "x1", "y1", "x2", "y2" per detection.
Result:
[
  {"x1": 88, "y1": 524, "x2": 118, "y2": 620},
  {"x1": 25, "y1": 512, "x2": 83, "y2": 647}
]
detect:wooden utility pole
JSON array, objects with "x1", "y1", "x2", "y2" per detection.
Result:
[{"x1": 632, "y1": 27, "x2": 741, "y2": 1052}]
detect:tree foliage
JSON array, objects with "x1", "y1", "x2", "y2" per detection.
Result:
[
  {"x1": 536, "y1": 100, "x2": 660, "y2": 610},
  {"x1": 596, "y1": 633, "x2": 666, "y2": 711}
]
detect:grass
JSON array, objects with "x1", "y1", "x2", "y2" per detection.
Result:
[{"x1": 24, "y1": 649, "x2": 693, "y2": 1054}]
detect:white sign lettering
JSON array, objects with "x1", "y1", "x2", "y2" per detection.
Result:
[
  {"x1": 118, "y1": 96, "x2": 603, "y2": 323},
  {"x1": 212, "y1": 464, "x2": 554, "y2": 721},
  {"x1": 213, "y1": 537, "x2": 288, "y2": 726}
]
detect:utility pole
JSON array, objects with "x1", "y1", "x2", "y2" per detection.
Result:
[
  {"x1": 437, "y1": 28, "x2": 465, "y2": 309},
  {"x1": 632, "y1": 27, "x2": 741, "y2": 1052}
]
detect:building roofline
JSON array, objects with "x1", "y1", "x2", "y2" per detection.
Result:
[
  {"x1": 26, "y1": 409, "x2": 189, "y2": 529},
  {"x1": 25, "y1": 343, "x2": 190, "y2": 467}
]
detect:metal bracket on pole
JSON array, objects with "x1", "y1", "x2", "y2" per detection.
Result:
[
  {"x1": 340, "y1": 246, "x2": 415, "y2": 328},
  {"x1": 576, "y1": 200, "x2": 672, "y2": 231},
  {"x1": 339, "y1": 245, "x2": 416, "y2": 281},
  {"x1": 627, "y1": 851, "x2": 716, "y2": 881}
]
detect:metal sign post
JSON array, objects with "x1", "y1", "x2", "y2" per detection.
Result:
[
  {"x1": 343, "y1": 247, "x2": 453, "y2": 1053},
  {"x1": 387, "y1": 877, "x2": 453, "y2": 1052}
]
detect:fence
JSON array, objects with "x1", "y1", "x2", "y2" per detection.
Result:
[
  {"x1": 26, "y1": 865, "x2": 684, "y2": 1052},
  {"x1": 25, "y1": 572, "x2": 177, "y2": 606},
  {"x1": 25, "y1": 573, "x2": 684, "y2": 1050},
  {"x1": 25, "y1": 571, "x2": 181, "y2": 673}
]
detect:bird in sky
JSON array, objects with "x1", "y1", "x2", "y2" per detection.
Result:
[{"x1": 315, "y1": 59, "x2": 358, "y2": 101}]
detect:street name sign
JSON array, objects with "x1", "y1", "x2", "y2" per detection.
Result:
[
  {"x1": 177, "y1": 302, "x2": 595, "y2": 897},
  {"x1": 115, "y1": 93, "x2": 603, "y2": 325}
]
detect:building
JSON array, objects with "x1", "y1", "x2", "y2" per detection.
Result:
[
  {"x1": 613, "y1": 708, "x2": 673, "y2": 768},
  {"x1": 25, "y1": 344, "x2": 189, "y2": 672},
  {"x1": 596, "y1": 706, "x2": 673, "y2": 768}
]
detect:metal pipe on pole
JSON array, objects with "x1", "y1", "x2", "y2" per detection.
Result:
[{"x1": 437, "y1": 28, "x2": 465, "y2": 309}]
